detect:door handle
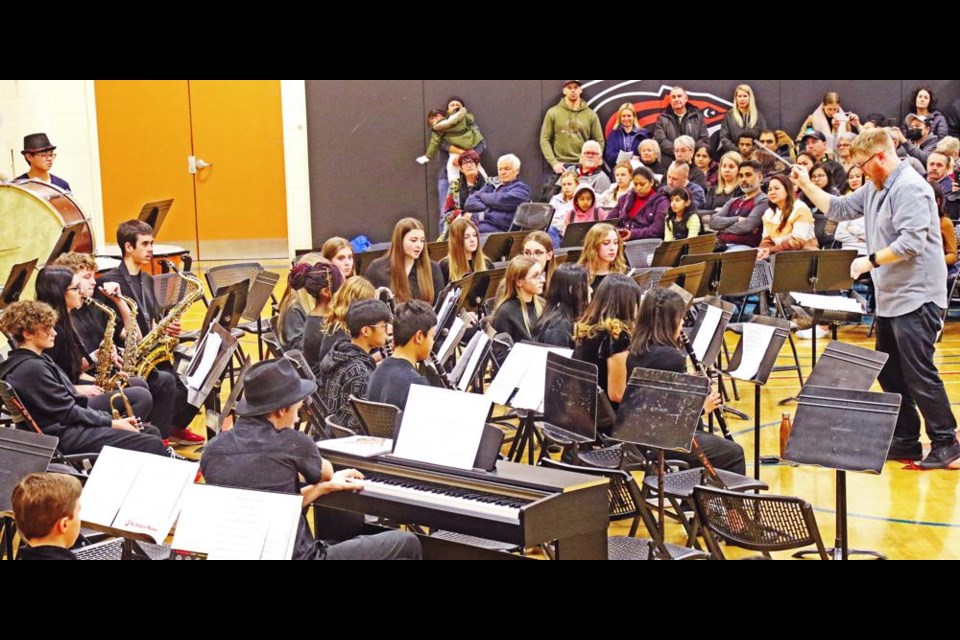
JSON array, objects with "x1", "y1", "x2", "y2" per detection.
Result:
[{"x1": 187, "y1": 156, "x2": 214, "y2": 174}]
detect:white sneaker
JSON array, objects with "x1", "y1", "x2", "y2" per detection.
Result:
[{"x1": 796, "y1": 326, "x2": 829, "y2": 340}]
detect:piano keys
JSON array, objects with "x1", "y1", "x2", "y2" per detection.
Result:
[{"x1": 314, "y1": 451, "x2": 610, "y2": 560}]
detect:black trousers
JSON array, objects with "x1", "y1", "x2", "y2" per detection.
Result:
[
  {"x1": 146, "y1": 363, "x2": 199, "y2": 438},
  {"x1": 671, "y1": 431, "x2": 746, "y2": 476},
  {"x1": 875, "y1": 302, "x2": 958, "y2": 448},
  {"x1": 56, "y1": 424, "x2": 167, "y2": 457}
]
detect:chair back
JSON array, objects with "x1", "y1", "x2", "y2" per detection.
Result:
[
  {"x1": 624, "y1": 239, "x2": 664, "y2": 269},
  {"x1": 349, "y1": 395, "x2": 401, "y2": 439},
  {"x1": 510, "y1": 202, "x2": 553, "y2": 231}
]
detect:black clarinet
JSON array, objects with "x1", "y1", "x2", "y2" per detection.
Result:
[
  {"x1": 422, "y1": 353, "x2": 456, "y2": 390},
  {"x1": 679, "y1": 331, "x2": 734, "y2": 442}
]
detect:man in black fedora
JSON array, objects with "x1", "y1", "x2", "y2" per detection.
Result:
[
  {"x1": 200, "y1": 358, "x2": 421, "y2": 560},
  {"x1": 17, "y1": 133, "x2": 71, "y2": 191}
]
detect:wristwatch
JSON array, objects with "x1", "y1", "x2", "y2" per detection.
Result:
[{"x1": 868, "y1": 253, "x2": 880, "y2": 269}]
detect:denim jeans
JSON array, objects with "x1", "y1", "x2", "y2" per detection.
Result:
[{"x1": 875, "y1": 302, "x2": 958, "y2": 447}]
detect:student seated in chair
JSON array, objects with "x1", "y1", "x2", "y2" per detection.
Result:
[
  {"x1": 201, "y1": 359, "x2": 421, "y2": 560},
  {"x1": 366, "y1": 300, "x2": 437, "y2": 410},
  {"x1": 11, "y1": 473, "x2": 83, "y2": 560},
  {"x1": 319, "y1": 300, "x2": 392, "y2": 434},
  {"x1": 0, "y1": 301, "x2": 170, "y2": 458}
]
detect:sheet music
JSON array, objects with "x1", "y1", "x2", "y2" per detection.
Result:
[
  {"x1": 172, "y1": 484, "x2": 302, "y2": 560},
  {"x1": 616, "y1": 150, "x2": 635, "y2": 164},
  {"x1": 510, "y1": 346, "x2": 574, "y2": 412},
  {"x1": 485, "y1": 342, "x2": 540, "y2": 405},
  {"x1": 317, "y1": 436, "x2": 393, "y2": 457},
  {"x1": 186, "y1": 332, "x2": 222, "y2": 390},
  {"x1": 435, "y1": 289, "x2": 457, "y2": 332},
  {"x1": 790, "y1": 292, "x2": 863, "y2": 314},
  {"x1": 457, "y1": 333, "x2": 489, "y2": 391},
  {"x1": 393, "y1": 386, "x2": 489, "y2": 470},
  {"x1": 80, "y1": 447, "x2": 198, "y2": 544},
  {"x1": 691, "y1": 303, "x2": 722, "y2": 362},
  {"x1": 438, "y1": 317, "x2": 465, "y2": 364},
  {"x1": 728, "y1": 323, "x2": 777, "y2": 382}
]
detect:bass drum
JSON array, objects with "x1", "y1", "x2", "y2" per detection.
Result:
[{"x1": 0, "y1": 180, "x2": 95, "y2": 299}]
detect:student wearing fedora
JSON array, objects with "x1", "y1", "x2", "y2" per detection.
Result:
[
  {"x1": 200, "y1": 359, "x2": 422, "y2": 560},
  {"x1": 16, "y1": 133, "x2": 71, "y2": 191}
]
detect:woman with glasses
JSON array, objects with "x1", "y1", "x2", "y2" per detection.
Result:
[
  {"x1": 441, "y1": 149, "x2": 487, "y2": 240},
  {"x1": 492, "y1": 256, "x2": 545, "y2": 344},
  {"x1": 32, "y1": 267, "x2": 154, "y2": 424},
  {"x1": 439, "y1": 217, "x2": 492, "y2": 283},
  {"x1": 521, "y1": 231, "x2": 556, "y2": 291}
]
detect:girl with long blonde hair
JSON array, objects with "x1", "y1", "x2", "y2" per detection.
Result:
[
  {"x1": 439, "y1": 217, "x2": 492, "y2": 283},
  {"x1": 366, "y1": 218, "x2": 444, "y2": 304},
  {"x1": 577, "y1": 223, "x2": 627, "y2": 290}
]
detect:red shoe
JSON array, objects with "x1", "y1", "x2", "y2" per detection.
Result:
[{"x1": 169, "y1": 427, "x2": 205, "y2": 445}]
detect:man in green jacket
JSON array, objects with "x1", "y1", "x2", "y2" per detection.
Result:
[{"x1": 540, "y1": 80, "x2": 605, "y2": 175}]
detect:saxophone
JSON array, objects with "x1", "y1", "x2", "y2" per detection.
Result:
[
  {"x1": 126, "y1": 262, "x2": 204, "y2": 379},
  {"x1": 85, "y1": 298, "x2": 118, "y2": 390},
  {"x1": 116, "y1": 292, "x2": 141, "y2": 378}
]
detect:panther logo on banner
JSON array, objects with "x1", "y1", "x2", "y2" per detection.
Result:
[{"x1": 580, "y1": 81, "x2": 732, "y2": 137}]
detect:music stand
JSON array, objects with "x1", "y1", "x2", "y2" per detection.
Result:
[
  {"x1": 46, "y1": 224, "x2": 88, "y2": 266},
  {"x1": 0, "y1": 428, "x2": 59, "y2": 560},
  {"x1": 680, "y1": 249, "x2": 758, "y2": 298},
  {"x1": 770, "y1": 249, "x2": 858, "y2": 370},
  {"x1": 726, "y1": 317, "x2": 792, "y2": 480},
  {"x1": 561, "y1": 220, "x2": 604, "y2": 249},
  {"x1": 0, "y1": 259, "x2": 38, "y2": 310},
  {"x1": 205, "y1": 354, "x2": 251, "y2": 439},
  {"x1": 136, "y1": 199, "x2": 175, "y2": 236},
  {"x1": 461, "y1": 268, "x2": 506, "y2": 315},
  {"x1": 426, "y1": 241, "x2": 448, "y2": 263},
  {"x1": 240, "y1": 270, "x2": 280, "y2": 360},
  {"x1": 785, "y1": 385, "x2": 900, "y2": 560},
  {"x1": 612, "y1": 367, "x2": 709, "y2": 556},
  {"x1": 183, "y1": 323, "x2": 241, "y2": 409},
  {"x1": 651, "y1": 233, "x2": 718, "y2": 268},
  {"x1": 658, "y1": 263, "x2": 707, "y2": 299},
  {"x1": 480, "y1": 231, "x2": 525, "y2": 263},
  {"x1": 209, "y1": 280, "x2": 249, "y2": 333},
  {"x1": 540, "y1": 353, "x2": 599, "y2": 447}
]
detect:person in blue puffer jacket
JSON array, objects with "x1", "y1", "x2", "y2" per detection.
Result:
[{"x1": 464, "y1": 154, "x2": 532, "y2": 233}]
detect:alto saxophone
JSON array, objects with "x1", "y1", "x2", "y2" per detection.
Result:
[
  {"x1": 126, "y1": 262, "x2": 204, "y2": 379},
  {"x1": 375, "y1": 287, "x2": 396, "y2": 357},
  {"x1": 85, "y1": 298, "x2": 118, "y2": 390}
]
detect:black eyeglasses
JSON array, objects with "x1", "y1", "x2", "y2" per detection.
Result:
[
  {"x1": 64, "y1": 285, "x2": 82, "y2": 293},
  {"x1": 856, "y1": 152, "x2": 881, "y2": 173}
]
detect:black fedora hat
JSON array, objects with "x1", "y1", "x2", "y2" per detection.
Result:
[
  {"x1": 22, "y1": 133, "x2": 56, "y2": 155},
  {"x1": 235, "y1": 358, "x2": 316, "y2": 417}
]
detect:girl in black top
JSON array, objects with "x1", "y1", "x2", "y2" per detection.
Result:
[
  {"x1": 572, "y1": 274, "x2": 641, "y2": 410},
  {"x1": 578, "y1": 223, "x2": 628, "y2": 291},
  {"x1": 521, "y1": 231, "x2": 556, "y2": 292},
  {"x1": 492, "y1": 256, "x2": 544, "y2": 344},
  {"x1": 665, "y1": 187, "x2": 700, "y2": 241},
  {"x1": 365, "y1": 217, "x2": 444, "y2": 304},
  {"x1": 34, "y1": 266, "x2": 87, "y2": 383},
  {"x1": 289, "y1": 261, "x2": 343, "y2": 378},
  {"x1": 623, "y1": 288, "x2": 745, "y2": 474},
  {"x1": 533, "y1": 263, "x2": 589, "y2": 349},
  {"x1": 438, "y1": 217, "x2": 493, "y2": 283}
]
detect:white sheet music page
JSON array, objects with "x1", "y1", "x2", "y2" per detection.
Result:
[
  {"x1": 438, "y1": 317, "x2": 465, "y2": 364},
  {"x1": 457, "y1": 333, "x2": 489, "y2": 391},
  {"x1": 728, "y1": 323, "x2": 777, "y2": 382},
  {"x1": 393, "y1": 385, "x2": 489, "y2": 470},
  {"x1": 511, "y1": 346, "x2": 574, "y2": 412},
  {"x1": 691, "y1": 303, "x2": 723, "y2": 363},
  {"x1": 81, "y1": 447, "x2": 198, "y2": 543},
  {"x1": 186, "y1": 331, "x2": 222, "y2": 390},
  {"x1": 484, "y1": 342, "x2": 541, "y2": 405},
  {"x1": 790, "y1": 292, "x2": 864, "y2": 314}
]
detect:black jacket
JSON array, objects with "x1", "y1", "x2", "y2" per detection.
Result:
[
  {"x1": 319, "y1": 341, "x2": 375, "y2": 433},
  {"x1": 653, "y1": 106, "x2": 711, "y2": 162},
  {"x1": 96, "y1": 262, "x2": 160, "y2": 338}
]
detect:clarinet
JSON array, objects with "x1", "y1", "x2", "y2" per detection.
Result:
[
  {"x1": 375, "y1": 287, "x2": 396, "y2": 358},
  {"x1": 422, "y1": 353, "x2": 455, "y2": 390},
  {"x1": 679, "y1": 331, "x2": 733, "y2": 442}
]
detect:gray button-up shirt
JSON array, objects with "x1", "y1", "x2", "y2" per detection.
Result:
[{"x1": 827, "y1": 162, "x2": 946, "y2": 318}]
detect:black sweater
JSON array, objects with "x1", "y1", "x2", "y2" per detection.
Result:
[{"x1": 364, "y1": 257, "x2": 445, "y2": 304}]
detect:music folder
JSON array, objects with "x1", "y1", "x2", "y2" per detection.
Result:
[{"x1": 184, "y1": 323, "x2": 240, "y2": 409}]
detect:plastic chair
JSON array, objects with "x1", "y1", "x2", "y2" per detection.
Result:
[
  {"x1": 692, "y1": 485, "x2": 829, "y2": 559},
  {"x1": 509, "y1": 202, "x2": 553, "y2": 232},
  {"x1": 349, "y1": 396, "x2": 402, "y2": 439}
]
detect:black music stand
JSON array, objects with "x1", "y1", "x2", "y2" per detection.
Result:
[
  {"x1": 240, "y1": 270, "x2": 281, "y2": 360},
  {"x1": 770, "y1": 250, "x2": 858, "y2": 371},
  {"x1": 463, "y1": 267, "x2": 506, "y2": 316},
  {"x1": 785, "y1": 385, "x2": 900, "y2": 560},
  {"x1": 561, "y1": 220, "x2": 604, "y2": 248},
  {"x1": 680, "y1": 249, "x2": 758, "y2": 298},
  {"x1": 686, "y1": 297, "x2": 743, "y2": 428},
  {"x1": 725, "y1": 317, "x2": 792, "y2": 480},
  {"x1": 46, "y1": 225, "x2": 87, "y2": 266},
  {"x1": 204, "y1": 355, "x2": 251, "y2": 439},
  {"x1": 0, "y1": 259, "x2": 38, "y2": 310},
  {"x1": 651, "y1": 233, "x2": 718, "y2": 268},
  {"x1": 659, "y1": 263, "x2": 707, "y2": 299},
  {"x1": 481, "y1": 231, "x2": 525, "y2": 263},
  {"x1": 136, "y1": 199, "x2": 175, "y2": 236},
  {"x1": 183, "y1": 323, "x2": 241, "y2": 410},
  {"x1": 540, "y1": 353, "x2": 599, "y2": 447},
  {"x1": 0, "y1": 429, "x2": 59, "y2": 560},
  {"x1": 611, "y1": 368, "x2": 709, "y2": 556}
]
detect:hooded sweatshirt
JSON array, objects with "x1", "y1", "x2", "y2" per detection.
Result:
[
  {"x1": 540, "y1": 99, "x2": 605, "y2": 166},
  {"x1": 319, "y1": 340, "x2": 376, "y2": 434},
  {"x1": 566, "y1": 184, "x2": 603, "y2": 229}
]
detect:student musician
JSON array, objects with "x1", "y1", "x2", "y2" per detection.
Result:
[
  {"x1": 321, "y1": 236, "x2": 356, "y2": 280},
  {"x1": 33, "y1": 266, "x2": 153, "y2": 421},
  {"x1": 367, "y1": 300, "x2": 438, "y2": 410},
  {"x1": 276, "y1": 252, "x2": 324, "y2": 352},
  {"x1": 11, "y1": 473, "x2": 83, "y2": 560},
  {"x1": 317, "y1": 276, "x2": 376, "y2": 366},
  {"x1": 0, "y1": 301, "x2": 169, "y2": 458},
  {"x1": 521, "y1": 231, "x2": 556, "y2": 291},
  {"x1": 438, "y1": 217, "x2": 493, "y2": 283},
  {"x1": 96, "y1": 220, "x2": 201, "y2": 444},
  {"x1": 492, "y1": 256, "x2": 545, "y2": 344},
  {"x1": 533, "y1": 263, "x2": 590, "y2": 349},
  {"x1": 288, "y1": 261, "x2": 344, "y2": 378},
  {"x1": 365, "y1": 218, "x2": 445, "y2": 304},
  {"x1": 623, "y1": 288, "x2": 746, "y2": 473},
  {"x1": 577, "y1": 223, "x2": 628, "y2": 290}
]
